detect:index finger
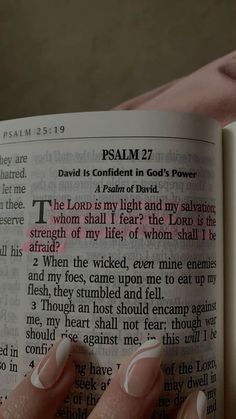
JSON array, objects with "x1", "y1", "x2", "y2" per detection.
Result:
[{"x1": 88, "y1": 339, "x2": 163, "y2": 419}]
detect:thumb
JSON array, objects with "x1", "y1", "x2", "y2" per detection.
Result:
[{"x1": 0, "y1": 338, "x2": 75, "y2": 419}]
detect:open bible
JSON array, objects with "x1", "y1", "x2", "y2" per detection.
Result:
[{"x1": 0, "y1": 110, "x2": 234, "y2": 418}]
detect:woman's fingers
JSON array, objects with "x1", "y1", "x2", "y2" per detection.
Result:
[
  {"x1": 88, "y1": 339, "x2": 164, "y2": 419},
  {"x1": 115, "y1": 50, "x2": 236, "y2": 126},
  {"x1": 0, "y1": 337, "x2": 207, "y2": 419},
  {"x1": 0, "y1": 338, "x2": 163, "y2": 419},
  {"x1": 88, "y1": 339, "x2": 207, "y2": 419},
  {"x1": 0, "y1": 338, "x2": 75, "y2": 419},
  {"x1": 176, "y1": 390, "x2": 207, "y2": 419}
]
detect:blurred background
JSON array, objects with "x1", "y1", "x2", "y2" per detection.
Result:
[{"x1": 0, "y1": 0, "x2": 235, "y2": 120}]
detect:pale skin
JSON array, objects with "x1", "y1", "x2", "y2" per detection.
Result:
[
  {"x1": 0, "y1": 338, "x2": 206, "y2": 419},
  {"x1": 1, "y1": 49, "x2": 236, "y2": 418},
  {"x1": 0, "y1": 354, "x2": 164, "y2": 419}
]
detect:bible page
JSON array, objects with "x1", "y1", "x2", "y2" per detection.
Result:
[{"x1": 0, "y1": 111, "x2": 223, "y2": 418}]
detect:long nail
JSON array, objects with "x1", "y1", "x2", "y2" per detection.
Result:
[
  {"x1": 177, "y1": 390, "x2": 207, "y2": 419},
  {"x1": 31, "y1": 338, "x2": 71, "y2": 389},
  {"x1": 120, "y1": 339, "x2": 162, "y2": 397}
]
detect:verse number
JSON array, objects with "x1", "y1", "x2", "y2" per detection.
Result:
[
  {"x1": 31, "y1": 301, "x2": 37, "y2": 310},
  {"x1": 29, "y1": 360, "x2": 35, "y2": 369},
  {"x1": 33, "y1": 258, "x2": 38, "y2": 267}
]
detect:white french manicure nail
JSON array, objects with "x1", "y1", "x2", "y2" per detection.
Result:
[
  {"x1": 31, "y1": 338, "x2": 71, "y2": 389},
  {"x1": 177, "y1": 390, "x2": 207, "y2": 419},
  {"x1": 120, "y1": 339, "x2": 162, "y2": 397}
]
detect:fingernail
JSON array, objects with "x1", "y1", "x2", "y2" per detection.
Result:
[
  {"x1": 177, "y1": 390, "x2": 207, "y2": 419},
  {"x1": 120, "y1": 339, "x2": 162, "y2": 397},
  {"x1": 31, "y1": 338, "x2": 71, "y2": 389},
  {"x1": 220, "y1": 58, "x2": 236, "y2": 80}
]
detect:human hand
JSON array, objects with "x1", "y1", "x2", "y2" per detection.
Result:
[
  {"x1": 0, "y1": 338, "x2": 207, "y2": 419},
  {"x1": 115, "y1": 50, "x2": 236, "y2": 127}
]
